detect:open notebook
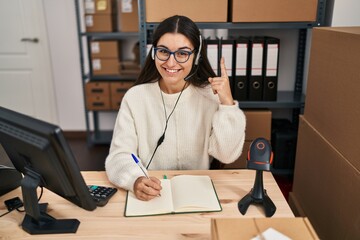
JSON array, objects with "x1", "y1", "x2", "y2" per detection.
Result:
[{"x1": 124, "y1": 175, "x2": 222, "y2": 217}]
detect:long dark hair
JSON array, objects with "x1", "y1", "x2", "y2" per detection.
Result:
[{"x1": 135, "y1": 15, "x2": 216, "y2": 87}]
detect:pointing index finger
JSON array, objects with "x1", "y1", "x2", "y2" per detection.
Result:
[{"x1": 220, "y1": 57, "x2": 227, "y2": 77}]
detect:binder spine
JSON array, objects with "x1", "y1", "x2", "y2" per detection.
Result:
[
  {"x1": 248, "y1": 37, "x2": 264, "y2": 101},
  {"x1": 263, "y1": 37, "x2": 280, "y2": 101},
  {"x1": 233, "y1": 37, "x2": 249, "y2": 101},
  {"x1": 205, "y1": 38, "x2": 220, "y2": 76}
]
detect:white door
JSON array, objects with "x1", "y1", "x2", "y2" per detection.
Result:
[{"x1": 0, "y1": 0, "x2": 58, "y2": 124}]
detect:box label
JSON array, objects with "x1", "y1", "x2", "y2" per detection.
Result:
[
  {"x1": 97, "y1": 0, "x2": 108, "y2": 11},
  {"x1": 91, "y1": 42, "x2": 100, "y2": 54},
  {"x1": 85, "y1": 15, "x2": 94, "y2": 27},
  {"x1": 92, "y1": 59, "x2": 102, "y2": 70},
  {"x1": 85, "y1": 0, "x2": 95, "y2": 14},
  {"x1": 121, "y1": 0, "x2": 133, "y2": 13}
]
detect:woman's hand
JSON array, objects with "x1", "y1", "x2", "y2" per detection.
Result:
[
  {"x1": 134, "y1": 176, "x2": 162, "y2": 201},
  {"x1": 208, "y1": 57, "x2": 234, "y2": 105}
]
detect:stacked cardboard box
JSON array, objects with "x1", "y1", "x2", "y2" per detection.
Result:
[
  {"x1": 223, "y1": 110, "x2": 271, "y2": 169},
  {"x1": 84, "y1": 0, "x2": 116, "y2": 32},
  {"x1": 145, "y1": 0, "x2": 227, "y2": 22},
  {"x1": 86, "y1": 81, "x2": 133, "y2": 110},
  {"x1": 117, "y1": 0, "x2": 138, "y2": 32},
  {"x1": 231, "y1": 0, "x2": 318, "y2": 22},
  {"x1": 91, "y1": 40, "x2": 120, "y2": 76},
  {"x1": 289, "y1": 27, "x2": 360, "y2": 239},
  {"x1": 211, "y1": 217, "x2": 319, "y2": 239}
]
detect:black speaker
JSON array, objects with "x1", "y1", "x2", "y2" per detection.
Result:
[{"x1": 271, "y1": 119, "x2": 297, "y2": 170}]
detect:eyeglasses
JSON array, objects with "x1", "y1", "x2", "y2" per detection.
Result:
[{"x1": 154, "y1": 47, "x2": 194, "y2": 63}]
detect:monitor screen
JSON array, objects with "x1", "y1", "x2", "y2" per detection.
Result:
[{"x1": 0, "y1": 106, "x2": 97, "y2": 234}]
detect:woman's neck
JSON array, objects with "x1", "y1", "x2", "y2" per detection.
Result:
[{"x1": 159, "y1": 80, "x2": 188, "y2": 94}]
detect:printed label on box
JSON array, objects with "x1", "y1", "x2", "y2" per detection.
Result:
[
  {"x1": 121, "y1": 0, "x2": 133, "y2": 13},
  {"x1": 92, "y1": 59, "x2": 101, "y2": 70},
  {"x1": 85, "y1": 0, "x2": 95, "y2": 14},
  {"x1": 91, "y1": 42, "x2": 100, "y2": 54},
  {"x1": 85, "y1": 15, "x2": 94, "y2": 27},
  {"x1": 97, "y1": 0, "x2": 107, "y2": 11}
]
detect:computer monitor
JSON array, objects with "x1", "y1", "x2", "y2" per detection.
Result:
[{"x1": 0, "y1": 106, "x2": 97, "y2": 234}]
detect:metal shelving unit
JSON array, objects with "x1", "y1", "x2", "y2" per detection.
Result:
[
  {"x1": 75, "y1": 0, "x2": 139, "y2": 145},
  {"x1": 75, "y1": 0, "x2": 328, "y2": 146},
  {"x1": 139, "y1": 0, "x2": 327, "y2": 110}
]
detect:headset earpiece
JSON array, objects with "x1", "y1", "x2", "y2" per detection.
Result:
[
  {"x1": 151, "y1": 47, "x2": 155, "y2": 60},
  {"x1": 194, "y1": 35, "x2": 202, "y2": 65}
]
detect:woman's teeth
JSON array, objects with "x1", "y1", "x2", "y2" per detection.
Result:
[{"x1": 166, "y1": 69, "x2": 179, "y2": 73}]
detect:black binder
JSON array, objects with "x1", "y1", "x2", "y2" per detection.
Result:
[
  {"x1": 233, "y1": 37, "x2": 250, "y2": 101},
  {"x1": 205, "y1": 38, "x2": 220, "y2": 76},
  {"x1": 248, "y1": 36, "x2": 265, "y2": 101},
  {"x1": 219, "y1": 38, "x2": 236, "y2": 95},
  {"x1": 263, "y1": 37, "x2": 280, "y2": 101}
]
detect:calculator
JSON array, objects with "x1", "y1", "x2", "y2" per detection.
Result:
[{"x1": 88, "y1": 185, "x2": 117, "y2": 207}]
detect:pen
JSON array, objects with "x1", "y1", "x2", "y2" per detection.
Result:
[
  {"x1": 131, "y1": 153, "x2": 161, "y2": 197},
  {"x1": 131, "y1": 153, "x2": 149, "y2": 179}
]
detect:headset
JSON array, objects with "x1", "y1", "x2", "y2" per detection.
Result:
[{"x1": 151, "y1": 35, "x2": 202, "y2": 66}]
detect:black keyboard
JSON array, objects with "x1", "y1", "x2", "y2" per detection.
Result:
[{"x1": 88, "y1": 185, "x2": 117, "y2": 207}]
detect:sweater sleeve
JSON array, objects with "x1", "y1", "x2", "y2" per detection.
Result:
[
  {"x1": 105, "y1": 94, "x2": 146, "y2": 192},
  {"x1": 208, "y1": 101, "x2": 246, "y2": 164}
]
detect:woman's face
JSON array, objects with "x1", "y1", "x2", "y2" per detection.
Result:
[{"x1": 154, "y1": 33, "x2": 195, "y2": 91}]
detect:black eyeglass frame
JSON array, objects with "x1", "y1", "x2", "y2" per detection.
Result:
[{"x1": 153, "y1": 47, "x2": 195, "y2": 63}]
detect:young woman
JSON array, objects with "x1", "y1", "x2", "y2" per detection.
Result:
[{"x1": 105, "y1": 15, "x2": 246, "y2": 201}]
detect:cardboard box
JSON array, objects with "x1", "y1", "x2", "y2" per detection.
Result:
[
  {"x1": 291, "y1": 116, "x2": 360, "y2": 239},
  {"x1": 145, "y1": 0, "x2": 228, "y2": 23},
  {"x1": 85, "y1": 82, "x2": 111, "y2": 110},
  {"x1": 85, "y1": 14, "x2": 115, "y2": 32},
  {"x1": 92, "y1": 58, "x2": 120, "y2": 75},
  {"x1": 119, "y1": 60, "x2": 141, "y2": 75},
  {"x1": 110, "y1": 81, "x2": 133, "y2": 110},
  {"x1": 231, "y1": 0, "x2": 318, "y2": 22},
  {"x1": 117, "y1": 0, "x2": 139, "y2": 32},
  {"x1": 211, "y1": 218, "x2": 319, "y2": 240},
  {"x1": 84, "y1": 0, "x2": 115, "y2": 14},
  {"x1": 304, "y1": 27, "x2": 360, "y2": 170},
  {"x1": 223, "y1": 110, "x2": 271, "y2": 169},
  {"x1": 244, "y1": 110, "x2": 272, "y2": 141},
  {"x1": 91, "y1": 41, "x2": 119, "y2": 58}
]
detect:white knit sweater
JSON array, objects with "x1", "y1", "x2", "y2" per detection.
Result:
[{"x1": 105, "y1": 82, "x2": 246, "y2": 191}]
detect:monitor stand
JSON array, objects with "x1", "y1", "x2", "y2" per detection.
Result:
[
  {"x1": 238, "y1": 170, "x2": 276, "y2": 217},
  {"x1": 21, "y1": 168, "x2": 80, "y2": 234}
]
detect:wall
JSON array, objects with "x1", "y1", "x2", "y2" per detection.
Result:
[
  {"x1": 44, "y1": 0, "x2": 359, "y2": 131},
  {"x1": 331, "y1": 0, "x2": 360, "y2": 26},
  {"x1": 44, "y1": 0, "x2": 85, "y2": 130}
]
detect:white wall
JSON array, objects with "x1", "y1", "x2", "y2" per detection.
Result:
[
  {"x1": 331, "y1": 0, "x2": 360, "y2": 26},
  {"x1": 44, "y1": 0, "x2": 86, "y2": 130},
  {"x1": 44, "y1": 0, "x2": 360, "y2": 131}
]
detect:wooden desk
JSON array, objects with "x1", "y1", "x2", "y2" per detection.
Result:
[{"x1": 0, "y1": 170, "x2": 294, "y2": 239}]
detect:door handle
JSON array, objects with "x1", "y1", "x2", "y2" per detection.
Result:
[{"x1": 21, "y1": 38, "x2": 39, "y2": 43}]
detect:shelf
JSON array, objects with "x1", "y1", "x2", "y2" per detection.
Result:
[
  {"x1": 238, "y1": 91, "x2": 305, "y2": 109},
  {"x1": 81, "y1": 32, "x2": 139, "y2": 40},
  {"x1": 145, "y1": 22, "x2": 321, "y2": 31}
]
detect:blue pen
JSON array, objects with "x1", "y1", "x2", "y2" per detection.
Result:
[
  {"x1": 131, "y1": 153, "x2": 161, "y2": 197},
  {"x1": 131, "y1": 153, "x2": 149, "y2": 179}
]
